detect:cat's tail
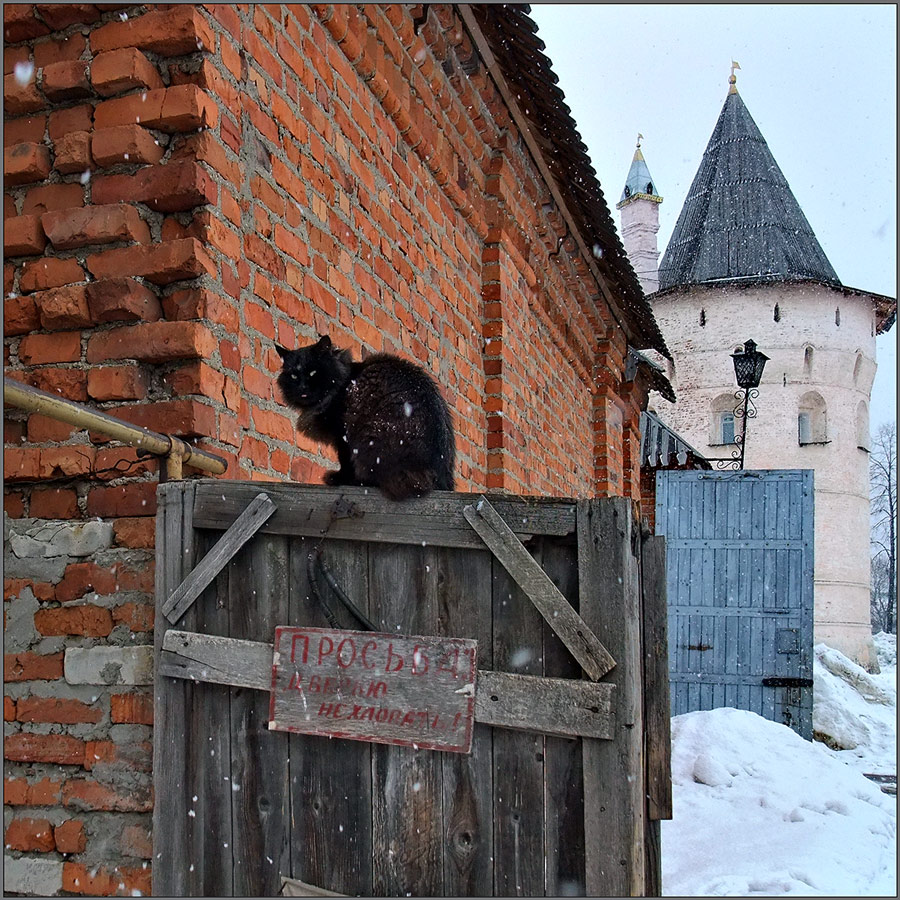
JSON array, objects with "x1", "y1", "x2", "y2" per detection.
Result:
[{"x1": 378, "y1": 469, "x2": 438, "y2": 502}]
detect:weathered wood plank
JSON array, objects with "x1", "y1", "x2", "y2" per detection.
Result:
[
  {"x1": 476, "y1": 671, "x2": 614, "y2": 740},
  {"x1": 152, "y1": 481, "x2": 195, "y2": 896},
  {"x1": 228, "y1": 532, "x2": 291, "y2": 896},
  {"x1": 160, "y1": 630, "x2": 614, "y2": 740},
  {"x1": 578, "y1": 498, "x2": 646, "y2": 897},
  {"x1": 433, "y1": 545, "x2": 495, "y2": 896},
  {"x1": 465, "y1": 496, "x2": 615, "y2": 680},
  {"x1": 191, "y1": 481, "x2": 576, "y2": 548},
  {"x1": 540, "y1": 537, "x2": 587, "y2": 897},
  {"x1": 370, "y1": 543, "x2": 444, "y2": 896},
  {"x1": 491, "y1": 542, "x2": 545, "y2": 897},
  {"x1": 190, "y1": 526, "x2": 234, "y2": 898},
  {"x1": 642, "y1": 533, "x2": 673, "y2": 822},
  {"x1": 288, "y1": 537, "x2": 374, "y2": 897},
  {"x1": 162, "y1": 491, "x2": 276, "y2": 623}
]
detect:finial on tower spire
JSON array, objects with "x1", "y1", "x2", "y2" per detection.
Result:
[
  {"x1": 636, "y1": 132, "x2": 643, "y2": 149},
  {"x1": 729, "y1": 60, "x2": 741, "y2": 94}
]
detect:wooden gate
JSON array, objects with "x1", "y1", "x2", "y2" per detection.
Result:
[
  {"x1": 153, "y1": 481, "x2": 671, "y2": 897},
  {"x1": 655, "y1": 469, "x2": 814, "y2": 738}
]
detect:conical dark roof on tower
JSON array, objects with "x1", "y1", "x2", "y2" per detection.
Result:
[{"x1": 658, "y1": 86, "x2": 840, "y2": 292}]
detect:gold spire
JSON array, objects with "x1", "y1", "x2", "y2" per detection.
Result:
[{"x1": 729, "y1": 60, "x2": 741, "y2": 94}]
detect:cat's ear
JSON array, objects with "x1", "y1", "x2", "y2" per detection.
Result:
[
  {"x1": 316, "y1": 335, "x2": 332, "y2": 350},
  {"x1": 275, "y1": 344, "x2": 289, "y2": 359}
]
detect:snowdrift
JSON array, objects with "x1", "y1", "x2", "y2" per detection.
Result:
[{"x1": 662, "y1": 635, "x2": 896, "y2": 896}]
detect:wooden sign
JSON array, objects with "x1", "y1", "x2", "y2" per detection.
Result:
[{"x1": 268, "y1": 627, "x2": 477, "y2": 753}]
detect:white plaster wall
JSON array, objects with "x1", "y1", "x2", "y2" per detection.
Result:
[
  {"x1": 620, "y1": 198, "x2": 660, "y2": 295},
  {"x1": 648, "y1": 282, "x2": 878, "y2": 668}
]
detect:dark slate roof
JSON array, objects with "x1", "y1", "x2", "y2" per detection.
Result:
[
  {"x1": 470, "y1": 5, "x2": 668, "y2": 356},
  {"x1": 640, "y1": 411, "x2": 711, "y2": 469},
  {"x1": 657, "y1": 87, "x2": 840, "y2": 292}
]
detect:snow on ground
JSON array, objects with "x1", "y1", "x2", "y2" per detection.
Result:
[{"x1": 662, "y1": 635, "x2": 897, "y2": 896}]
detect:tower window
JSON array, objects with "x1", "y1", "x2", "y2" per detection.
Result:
[
  {"x1": 853, "y1": 352, "x2": 863, "y2": 385},
  {"x1": 721, "y1": 413, "x2": 736, "y2": 445},
  {"x1": 773, "y1": 303, "x2": 781, "y2": 322},
  {"x1": 798, "y1": 391, "x2": 827, "y2": 444},
  {"x1": 699, "y1": 309, "x2": 706, "y2": 326},
  {"x1": 835, "y1": 307, "x2": 841, "y2": 326},
  {"x1": 803, "y1": 346, "x2": 814, "y2": 376}
]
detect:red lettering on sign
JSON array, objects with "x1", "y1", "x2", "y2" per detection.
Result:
[
  {"x1": 385, "y1": 644, "x2": 404, "y2": 673},
  {"x1": 337, "y1": 638, "x2": 356, "y2": 668},
  {"x1": 411, "y1": 645, "x2": 429, "y2": 675},
  {"x1": 291, "y1": 633, "x2": 309, "y2": 664},
  {"x1": 361, "y1": 640, "x2": 377, "y2": 669},
  {"x1": 437, "y1": 647, "x2": 459, "y2": 678},
  {"x1": 288, "y1": 672, "x2": 303, "y2": 691},
  {"x1": 317, "y1": 636, "x2": 334, "y2": 665}
]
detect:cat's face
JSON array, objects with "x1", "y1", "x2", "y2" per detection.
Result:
[{"x1": 276, "y1": 335, "x2": 349, "y2": 409}]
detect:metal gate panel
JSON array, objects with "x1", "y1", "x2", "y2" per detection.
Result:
[{"x1": 655, "y1": 470, "x2": 814, "y2": 739}]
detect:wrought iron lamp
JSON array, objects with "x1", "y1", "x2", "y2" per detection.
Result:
[{"x1": 714, "y1": 339, "x2": 769, "y2": 470}]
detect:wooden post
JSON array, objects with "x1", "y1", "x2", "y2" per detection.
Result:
[
  {"x1": 577, "y1": 498, "x2": 646, "y2": 896},
  {"x1": 152, "y1": 481, "x2": 196, "y2": 895}
]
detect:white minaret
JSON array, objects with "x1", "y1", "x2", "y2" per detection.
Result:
[{"x1": 616, "y1": 134, "x2": 662, "y2": 295}]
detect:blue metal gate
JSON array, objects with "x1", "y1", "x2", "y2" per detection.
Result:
[{"x1": 655, "y1": 470, "x2": 814, "y2": 739}]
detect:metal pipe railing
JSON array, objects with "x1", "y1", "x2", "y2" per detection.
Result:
[{"x1": 4, "y1": 379, "x2": 227, "y2": 479}]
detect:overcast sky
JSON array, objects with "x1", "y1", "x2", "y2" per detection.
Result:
[{"x1": 530, "y1": 3, "x2": 897, "y2": 431}]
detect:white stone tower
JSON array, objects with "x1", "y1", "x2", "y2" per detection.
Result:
[
  {"x1": 616, "y1": 134, "x2": 662, "y2": 295},
  {"x1": 626, "y1": 70, "x2": 897, "y2": 669}
]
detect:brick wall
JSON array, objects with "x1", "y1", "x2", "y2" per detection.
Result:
[{"x1": 4, "y1": 4, "x2": 653, "y2": 892}]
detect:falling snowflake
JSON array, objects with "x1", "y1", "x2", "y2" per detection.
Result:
[{"x1": 13, "y1": 60, "x2": 34, "y2": 86}]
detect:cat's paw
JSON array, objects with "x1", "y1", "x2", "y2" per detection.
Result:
[{"x1": 323, "y1": 470, "x2": 345, "y2": 486}]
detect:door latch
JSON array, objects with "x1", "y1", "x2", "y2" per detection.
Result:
[{"x1": 762, "y1": 676, "x2": 813, "y2": 688}]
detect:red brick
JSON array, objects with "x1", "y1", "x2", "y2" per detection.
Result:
[
  {"x1": 4, "y1": 816, "x2": 56, "y2": 852},
  {"x1": 93, "y1": 446, "x2": 157, "y2": 481},
  {"x1": 30, "y1": 486, "x2": 79, "y2": 518},
  {"x1": 85, "y1": 481, "x2": 157, "y2": 518},
  {"x1": 41, "y1": 59, "x2": 91, "y2": 102},
  {"x1": 42, "y1": 204, "x2": 150, "y2": 250},
  {"x1": 54, "y1": 818, "x2": 87, "y2": 854},
  {"x1": 48, "y1": 103, "x2": 93, "y2": 140},
  {"x1": 112, "y1": 517, "x2": 156, "y2": 549},
  {"x1": 3, "y1": 294, "x2": 40, "y2": 334},
  {"x1": 94, "y1": 83, "x2": 218, "y2": 132},
  {"x1": 163, "y1": 359, "x2": 225, "y2": 399},
  {"x1": 5, "y1": 732, "x2": 85, "y2": 765},
  {"x1": 33, "y1": 32, "x2": 86, "y2": 69},
  {"x1": 37, "y1": 444, "x2": 95, "y2": 475},
  {"x1": 3, "y1": 71, "x2": 43, "y2": 115},
  {"x1": 4, "y1": 141, "x2": 51, "y2": 184},
  {"x1": 20, "y1": 256, "x2": 85, "y2": 292},
  {"x1": 4, "y1": 113, "x2": 45, "y2": 146},
  {"x1": 92, "y1": 158, "x2": 217, "y2": 212},
  {"x1": 23, "y1": 181, "x2": 84, "y2": 215},
  {"x1": 4, "y1": 577, "x2": 54, "y2": 602},
  {"x1": 18, "y1": 330, "x2": 82, "y2": 364},
  {"x1": 55, "y1": 560, "x2": 115, "y2": 602},
  {"x1": 62, "y1": 778, "x2": 152, "y2": 813},
  {"x1": 4, "y1": 446, "x2": 41, "y2": 480},
  {"x1": 4, "y1": 695, "x2": 16, "y2": 721},
  {"x1": 28, "y1": 412, "x2": 77, "y2": 442},
  {"x1": 106, "y1": 397, "x2": 217, "y2": 438},
  {"x1": 53, "y1": 130, "x2": 93, "y2": 174},
  {"x1": 35, "y1": 604, "x2": 112, "y2": 637},
  {"x1": 91, "y1": 123, "x2": 163, "y2": 167},
  {"x1": 3, "y1": 776, "x2": 28, "y2": 805},
  {"x1": 85, "y1": 237, "x2": 216, "y2": 284},
  {"x1": 90, "y1": 5, "x2": 215, "y2": 56},
  {"x1": 83, "y1": 739, "x2": 152, "y2": 773},
  {"x1": 33, "y1": 283, "x2": 92, "y2": 329},
  {"x1": 86, "y1": 277, "x2": 162, "y2": 323},
  {"x1": 35, "y1": 3, "x2": 101, "y2": 30},
  {"x1": 4, "y1": 5, "x2": 51, "y2": 42},
  {"x1": 87, "y1": 319, "x2": 217, "y2": 363},
  {"x1": 64, "y1": 861, "x2": 153, "y2": 896},
  {"x1": 4, "y1": 45, "x2": 29, "y2": 75},
  {"x1": 16, "y1": 696, "x2": 102, "y2": 724},
  {"x1": 112, "y1": 600, "x2": 154, "y2": 631},
  {"x1": 110, "y1": 692, "x2": 153, "y2": 724},
  {"x1": 4, "y1": 651, "x2": 64, "y2": 682},
  {"x1": 87, "y1": 365, "x2": 148, "y2": 400},
  {"x1": 90, "y1": 47, "x2": 163, "y2": 97},
  {"x1": 3, "y1": 213, "x2": 46, "y2": 255}
]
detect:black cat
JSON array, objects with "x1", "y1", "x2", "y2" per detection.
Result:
[{"x1": 275, "y1": 336, "x2": 455, "y2": 500}]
